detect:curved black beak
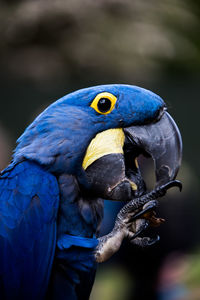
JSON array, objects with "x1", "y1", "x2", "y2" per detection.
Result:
[{"x1": 124, "y1": 112, "x2": 182, "y2": 187}]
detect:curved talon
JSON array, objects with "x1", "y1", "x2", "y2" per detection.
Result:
[
  {"x1": 129, "y1": 200, "x2": 158, "y2": 222},
  {"x1": 157, "y1": 180, "x2": 182, "y2": 193}
]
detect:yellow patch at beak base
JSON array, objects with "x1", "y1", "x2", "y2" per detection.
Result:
[{"x1": 82, "y1": 128, "x2": 125, "y2": 170}]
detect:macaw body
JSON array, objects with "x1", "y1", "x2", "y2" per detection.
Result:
[
  {"x1": 0, "y1": 84, "x2": 182, "y2": 299},
  {"x1": 0, "y1": 160, "x2": 101, "y2": 300}
]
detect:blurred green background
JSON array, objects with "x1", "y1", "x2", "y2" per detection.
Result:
[{"x1": 0, "y1": 0, "x2": 200, "y2": 299}]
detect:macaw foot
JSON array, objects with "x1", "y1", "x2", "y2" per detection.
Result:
[
  {"x1": 117, "y1": 180, "x2": 181, "y2": 223},
  {"x1": 115, "y1": 180, "x2": 181, "y2": 246},
  {"x1": 116, "y1": 180, "x2": 180, "y2": 229},
  {"x1": 95, "y1": 180, "x2": 182, "y2": 262}
]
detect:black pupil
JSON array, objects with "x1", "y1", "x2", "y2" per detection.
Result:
[{"x1": 97, "y1": 98, "x2": 112, "y2": 113}]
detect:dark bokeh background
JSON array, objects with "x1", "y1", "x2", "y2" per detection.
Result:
[{"x1": 0, "y1": 1, "x2": 200, "y2": 299}]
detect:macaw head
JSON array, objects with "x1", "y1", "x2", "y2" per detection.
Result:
[{"x1": 14, "y1": 84, "x2": 182, "y2": 195}]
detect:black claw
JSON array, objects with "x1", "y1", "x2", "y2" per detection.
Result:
[
  {"x1": 158, "y1": 180, "x2": 182, "y2": 193},
  {"x1": 129, "y1": 200, "x2": 158, "y2": 222},
  {"x1": 130, "y1": 221, "x2": 149, "y2": 239}
]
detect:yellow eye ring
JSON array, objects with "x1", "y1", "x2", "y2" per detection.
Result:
[{"x1": 90, "y1": 92, "x2": 117, "y2": 115}]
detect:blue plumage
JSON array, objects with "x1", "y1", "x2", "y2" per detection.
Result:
[
  {"x1": 0, "y1": 160, "x2": 59, "y2": 299},
  {"x1": 0, "y1": 84, "x2": 165, "y2": 299}
]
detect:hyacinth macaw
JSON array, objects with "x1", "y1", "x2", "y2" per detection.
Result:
[{"x1": 0, "y1": 84, "x2": 182, "y2": 300}]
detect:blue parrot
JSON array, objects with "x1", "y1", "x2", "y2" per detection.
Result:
[{"x1": 0, "y1": 84, "x2": 182, "y2": 300}]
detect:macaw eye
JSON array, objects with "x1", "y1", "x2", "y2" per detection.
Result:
[
  {"x1": 90, "y1": 92, "x2": 117, "y2": 115},
  {"x1": 97, "y1": 98, "x2": 111, "y2": 112}
]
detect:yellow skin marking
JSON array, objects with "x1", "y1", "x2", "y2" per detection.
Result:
[
  {"x1": 128, "y1": 179, "x2": 138, "y2": 191},
  {"x1": 90, "y1": 92, "x2": 117, "y2": 115},
  {"x1": 82, "y1": 128, "x2": 125, "y2": 170},
  {"x1": 135, "y1": 158, "x2": 139, "y2": 169}
]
